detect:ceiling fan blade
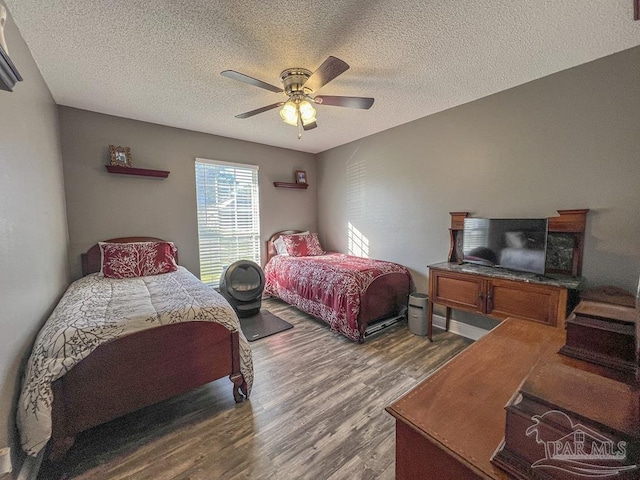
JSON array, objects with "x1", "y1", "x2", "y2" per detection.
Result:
[
  {"x1": 221, "y1": 70, "x2": 283, "y2": 93},
  {"x1": 313, "y1": 95, "x2": 374, "y2": 109},
  {"x1": 302, "y1": 121, "x2": 318, "y2": 131},
  {"x1": 235, "y1": 102, "x2": 284, "y2": 119},
  {"x1": 302, "y1": 56, "x2": 350, "y2": 92}
]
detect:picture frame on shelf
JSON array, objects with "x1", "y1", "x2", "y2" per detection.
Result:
[
  {"x1": 109, "y1": 145, "x2": 132, "y2": 167},
  {"x1": 295, "y1": 170, "x2": 307, "y2": 184}
]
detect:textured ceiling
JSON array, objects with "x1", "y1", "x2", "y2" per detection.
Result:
[{"x1": 5, "y1": 1, "x2": 640, "y2": 154}]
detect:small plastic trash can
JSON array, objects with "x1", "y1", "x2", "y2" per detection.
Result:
[{"x1": 408, "y1": 293, "x2": 429, "y2": 336}]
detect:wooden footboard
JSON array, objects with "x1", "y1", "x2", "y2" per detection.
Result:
[
  {"x1": 358, "y1": 272, "x2": 412, "y2": 341},
  {"x1": 49, "y1": 322, "x2": 246, "y2": 461}
]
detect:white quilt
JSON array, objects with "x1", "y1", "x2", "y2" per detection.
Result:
[{"x1": 17, "y1": 266, "x2": 253, "y2": 456}]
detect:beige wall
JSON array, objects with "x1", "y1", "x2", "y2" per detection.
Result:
[
  {"x1": 318, "y1": 46, "x2": 640, "y2": 309},
  {"x1": 0, "y1": 1, "x2": 69, "y2": 469},
  {"x1": 59, "y1": 107, "x2": 317, "y2": 279}
]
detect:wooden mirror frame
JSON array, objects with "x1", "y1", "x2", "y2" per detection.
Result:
[{"x1": 447, "y1": 209, "x2": 589, "y2": 277}]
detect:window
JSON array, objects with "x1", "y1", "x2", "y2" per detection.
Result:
[{"x1": 195, "y1": 158, "x2": 260, "y2": 288}]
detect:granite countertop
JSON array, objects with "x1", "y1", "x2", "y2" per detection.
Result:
[{"x1": 429, "y1": 261, "x2": 583, "y2": 290}]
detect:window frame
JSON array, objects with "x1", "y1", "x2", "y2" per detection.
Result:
[{"x1": 194, "y1": 158, "x2": 261, "y2": 288}]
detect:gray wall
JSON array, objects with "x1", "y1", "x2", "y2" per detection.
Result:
[
  {"x1": 0, "y1": 1, "x2": 69, "y2": 469},
  {"x1": 4, "y1": 9, "x2": 640, "y2": 467},
  {"x1": 59, "y1": 107, "x2": 317, "y2": 279},
  {"x1": 317, "y1": 46, "x2": 640, "y2": 311}
]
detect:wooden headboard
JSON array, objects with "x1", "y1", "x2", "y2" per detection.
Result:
[
  {"x1": 265, "y1": 230, "x2": 305, "y2": 264},
  {"x1": 81, "y1": 237, "x2": 177, "y2": 276}
]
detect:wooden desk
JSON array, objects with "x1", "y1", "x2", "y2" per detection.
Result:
[{"x1": 385, "y1": 319, "x2": 566, "y2": 479}]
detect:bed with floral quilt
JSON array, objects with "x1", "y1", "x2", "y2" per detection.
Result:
[
  {"x1": 264, "y1": 231, "x2": 412, "y2": 342},
  {"x1": 17, "y1": 237, "x2": 253, "y2": 461}
]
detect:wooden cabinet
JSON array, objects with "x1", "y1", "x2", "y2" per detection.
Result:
[
  {"x1": 427, "y1": 265, "x2": 577, "y2": 339},
  {"x1": 560, "y1": 297, "x2": 637, "y2": 375},
  {"x1": 430, "y1": 270, "x2": 485, "y2": 312},
  {"x1": 487, "y1": 277, "x2": 565, "y2": 325}
]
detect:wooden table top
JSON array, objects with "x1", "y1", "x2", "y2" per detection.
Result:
[{"x1": 386, "y1": 319, "x2": 567, "y2": 479}]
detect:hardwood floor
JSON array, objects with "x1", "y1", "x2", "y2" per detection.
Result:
[{"x1": 38, "y1": 298, "x2": 471, "y2": 480}]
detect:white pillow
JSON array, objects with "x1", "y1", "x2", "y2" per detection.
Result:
[{"x1": 274, "y1": 236, "x2": 289, "y2": 256}]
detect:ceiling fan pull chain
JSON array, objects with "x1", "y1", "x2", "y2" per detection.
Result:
[{"x1": 297, "y1": 107, "x2": 303, "y2": 139}]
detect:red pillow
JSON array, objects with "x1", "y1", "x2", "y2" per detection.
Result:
[
  {"x1": 282, "y1": 233, "x2": 325, "y2": 257},
  {"x1": 99, "y1": 241, "x2": 178, "y2": 278}
]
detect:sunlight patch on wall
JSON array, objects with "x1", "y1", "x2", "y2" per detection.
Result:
[
  {"x1": 346, "y1": 145, "x2": 368, "y2": 256},
  {"x1": 348, "y1": 222, "x2": 370, "y2": 258}
]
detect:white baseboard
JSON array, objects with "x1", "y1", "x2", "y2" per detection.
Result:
[{"x1": 432, "y1": 314, "x2": 489, "y2": 341}]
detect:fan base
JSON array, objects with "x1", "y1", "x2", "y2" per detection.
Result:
[{"x1": 280, "y1": 68, "x2": 312, "y2": 95}]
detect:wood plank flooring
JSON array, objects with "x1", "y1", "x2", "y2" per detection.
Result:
[{"x1": 38, "y1": 298, "x2": 471, "y2": 480}]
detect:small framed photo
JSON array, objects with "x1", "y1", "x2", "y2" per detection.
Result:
[
  {"x1": 109, "y1": 145, "x2": 132, "y2": 167},
  {"x1": 295, "y1": 170, "x2": 307, "y2": 184}
]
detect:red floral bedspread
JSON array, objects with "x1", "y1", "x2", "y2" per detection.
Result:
[{"x1": 264, "y1": 253, "x2": 411, "y2": 341}]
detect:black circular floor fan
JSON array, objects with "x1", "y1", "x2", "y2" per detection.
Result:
[{"x1": 219, "y1": 260, "x2": 265, "y2": 318}]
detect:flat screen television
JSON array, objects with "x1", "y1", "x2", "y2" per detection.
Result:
[{"x1": 462, "y1": 218, "x2": 548, "y2": 275}]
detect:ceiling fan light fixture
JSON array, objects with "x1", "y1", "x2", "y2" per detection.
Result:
[
  {"x1": 280, "y1": 98, "x2": 317, "y2": 128},
  {"x1": 299, "y1": 100, "x2": 317, "y2": 125},
  {"x1": 279, "y1": 101, "x2": 299, "y2": 126}
]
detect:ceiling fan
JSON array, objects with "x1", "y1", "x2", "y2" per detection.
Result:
[{"x1": 221, "y1": 56, "x2": 374, "y2": 139}]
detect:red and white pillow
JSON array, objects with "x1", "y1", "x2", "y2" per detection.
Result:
[
  {"x1": 274, "y1": 231, "x2": 310, "y2": 256},
  {"x1": 281, "y1": 232, "x2": 325, "y2": 257},
  {"x1": 99, "y1": 241, "x2": 178, "y2": 278}
]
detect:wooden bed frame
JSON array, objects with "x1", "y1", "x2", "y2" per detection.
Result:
[
  {"x1": 48, "y1": 237, "x2": 247, "y2": 461},
  {"x1": 265, "y1": 231, "x2": 412, "y2": 342}
]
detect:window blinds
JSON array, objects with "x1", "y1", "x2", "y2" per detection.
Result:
[{"x1": 195, "y1": 158, "x2": 260, "y2": 288}]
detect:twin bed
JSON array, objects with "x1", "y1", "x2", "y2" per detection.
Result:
[
  {"x1": 18, "y1": 232, "x2": 411, "y2": 461},
  {"x1": 18, "y1": 237, "x2": 253, "y2": 461},
  {"x1": 264, "y1": 231, "x2": 412, "y2": 343}
]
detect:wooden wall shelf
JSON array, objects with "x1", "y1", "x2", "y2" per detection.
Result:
[
  {"x1": 106, "y1": 165, "x2": 170, "y2": 178},
  {"x1": 0, "y1": 46, "x2": 23, "y2": 92},
  {"x1": 273, "y1": 182, "x2": 308, "y2": 189}
]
